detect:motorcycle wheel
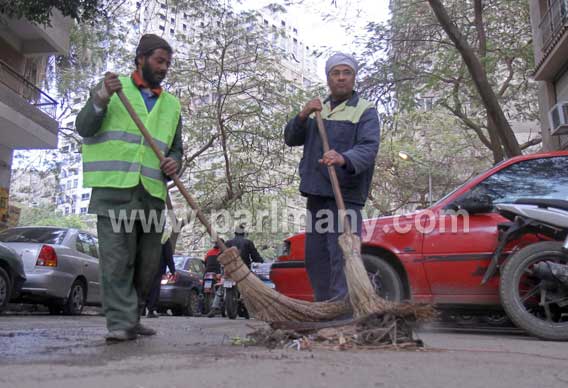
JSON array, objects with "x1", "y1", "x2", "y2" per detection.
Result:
[
  {"x1": 500, "y1": 241, "x2": 568, "y2": 341},
  {"x1": 225, "y1": 288, "x2": 238, "y2": 320},
  {"x1": 202, "y1": 293, "x2": 213, "y2": 315}
]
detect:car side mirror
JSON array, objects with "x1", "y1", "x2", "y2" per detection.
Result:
[{"x1": 446, "y1": 194, "x2": 494, "y2": 215}]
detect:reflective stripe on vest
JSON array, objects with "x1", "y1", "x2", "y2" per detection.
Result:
[
  {"x1": 81, "y1": 76, "x2": 181, "y2": 200},
  {"x1": 83, "y1": 161, "x2": 164, "y2": 180},
  {"x1": 82, "y1": 130, "x2": 170, "y2": 154}
]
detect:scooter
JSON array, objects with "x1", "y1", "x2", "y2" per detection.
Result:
[{"x1": 483, "y1": 198, "x2": 568, "y2": 340}]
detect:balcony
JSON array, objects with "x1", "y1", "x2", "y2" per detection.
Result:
[
  {"x1": 534, "y1": 0, "x2": 568, "y2": 80},
  {"x1": 0, "y1": 60, "x2": 57, "y2": 118},
  {"x1": 0, "y1": 60, "x2": 58, "y2": 149},
  {"x1": 0, "y1": 10, "x2": 71, "y2": 56}
]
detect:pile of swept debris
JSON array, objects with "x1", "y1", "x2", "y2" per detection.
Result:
[{"x1": 245, "y1": 311, "x2": 427, "y2": 351}]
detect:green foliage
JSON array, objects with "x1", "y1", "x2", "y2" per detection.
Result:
[
  {"x1": 17, "y1": 205, "x2": 91, "y2": 230},
  {"x1": 0, "y1": 0, "x2": 104, "y2": 26},
  {"x1": 360, "y1": 0, "x2": 539, "y2": 159}
]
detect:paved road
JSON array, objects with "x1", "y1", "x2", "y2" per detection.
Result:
[{"x1": 0, "y1": 313, "x2": 567, "y2": 388}]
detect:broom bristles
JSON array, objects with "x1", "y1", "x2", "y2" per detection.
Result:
[
  {"x1": 218, "y1": 248, "x2": 351, "y2": 322},
  {"x1": 338, "y1": 233, "x2": 391, "y2": 317}
]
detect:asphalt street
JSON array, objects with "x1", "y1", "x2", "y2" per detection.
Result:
[{"x1": 0, "y1": 311, "x2": 567, "y2": 388}]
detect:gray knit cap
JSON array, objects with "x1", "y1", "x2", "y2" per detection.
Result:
[{"x1": 325, "y1": 52, "x2": 358, "y2": 76}]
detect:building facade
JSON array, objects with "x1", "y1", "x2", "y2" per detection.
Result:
[
  {"x1": 0, "y1": 10, "x2": 71, "y2": 228},
  {"x1": 530, "y1": 0, "x2": 568, "y2": 150}
]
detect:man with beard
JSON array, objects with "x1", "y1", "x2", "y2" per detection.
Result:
[{"x1": 76, "y1": 34, "x2": 183, "y2": 342}]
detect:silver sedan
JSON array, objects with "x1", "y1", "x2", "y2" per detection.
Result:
[{"x1": 0, "y1": 227, "x2": 101, "y2": 315}]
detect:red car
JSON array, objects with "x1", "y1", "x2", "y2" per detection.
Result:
[{"x1": 271, "y1": 151, "x2": 568, "y2": 314}]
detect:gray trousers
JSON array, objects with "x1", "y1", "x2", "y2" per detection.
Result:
[{"x1": 97, "y1": 215, "x2": 162, "y2": 331}]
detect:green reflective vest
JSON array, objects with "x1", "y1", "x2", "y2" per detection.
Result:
[{"x1": 82, "y1": 76, "x2": 181, "y2": 201}]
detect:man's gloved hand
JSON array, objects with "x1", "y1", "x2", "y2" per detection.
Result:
[
  {"x1": 94, "y1": 72, "x2": 122, "y2": 108},
  {"x1": 160, "y1": 157, "x2": 178, "y2": 177}
]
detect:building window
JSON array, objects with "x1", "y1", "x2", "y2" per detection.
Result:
[
  {"x1": 81, "y1": 193, "x2": 90, "y2": 201},
  {"x1": 160, "y1": 3, "x2": 166, "y2": 9},
  {"x1": 159, "y1": 25, "x2": 165, "y2": 31},
  {"x1": 73, "y1": 179, "x2": 78, "y2": 189},
  {"x1": 159, "y1": 14, "x2": 166, "y2": 20},
  {"x1": 171, "y1": 17, "x2": 175, "y2": 23},
  {"x1": 80, "y1": 208, "x2": 87, "y2": 214},
  {"x1": 64, "y1": 207, "x2": 69, "y2": 215},
  {"x1": 61, "y1": 145, "x2": 69, "y2": 153},
  {"x1": 170, "y1": 28, "x2": 174, "y2": 35},
  {"x1": 281, "y1": 20, "x2": 286, "y2": 26},
  {"x1": 66, "y1": 181, "x2": 72, "y2": 190},
  {"x1": 183, "y1": 23, "x2": 187, "y2": 30}
]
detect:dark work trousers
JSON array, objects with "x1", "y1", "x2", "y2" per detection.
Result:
[
  {"x1": 305, "y1": 196, "x2": 363, "y2": 302},
  {"x1": 146, "y1": 269, "x2": 162, "y2": 313},
  {"x1": 97, "y1": 215, "x2": 162, "y2": 332}
]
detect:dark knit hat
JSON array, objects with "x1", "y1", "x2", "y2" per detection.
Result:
[{"x1": 136, "y1": 34, "x2": 173, "y2": 57}]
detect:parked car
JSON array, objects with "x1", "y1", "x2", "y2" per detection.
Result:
[
  {"x1": 0, "y1": 227, "x2": 101, "y2": 315},
  {"x1": 270, "y1": 151, "x2": 568, "y2": 319},
  {"x1": 157, "y1": 255, "x2": 204, "y2": 316},
  {"x1": 0, "y1": 241, "x2": 26, "y2": 313}
]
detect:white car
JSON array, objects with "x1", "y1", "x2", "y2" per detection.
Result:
[{"x1": 0, "y1": 227, "x2": 101, "y2": 315}]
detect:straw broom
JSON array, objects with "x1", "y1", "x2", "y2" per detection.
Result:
[{"x1": 116, "y1": 90, "x2": 351, "y2": 322}]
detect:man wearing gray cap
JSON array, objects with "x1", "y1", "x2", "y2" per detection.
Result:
[
  {"x1": 284, "y1": 52, "x2": 380, "y2": 303},
  {"x1": 76, "y1": 34, "x2": 183, "y2": 342}
]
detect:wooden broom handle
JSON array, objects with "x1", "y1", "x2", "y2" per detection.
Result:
[
  {"x1": 314, "y1": 111, "x2": 351, "y2": 234},
  {"x1": 116, "y1": 90, "x2": 227, "y2": 251}
]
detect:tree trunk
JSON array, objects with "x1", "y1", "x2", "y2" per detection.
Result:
[{"x1": 427, "y1": 0, "x2": 522, "y2": 158}]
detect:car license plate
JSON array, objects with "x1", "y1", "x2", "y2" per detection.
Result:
[
  {"x1": 224, "y1": 279, "x2": 235, "y2": 288},
  {"x1": 204, "y1": 280, "x2": 212, "y2": 289}
]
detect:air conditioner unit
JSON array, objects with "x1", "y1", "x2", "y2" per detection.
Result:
[{"x1": 548, "y1": 102, "x2": 568, "y2": 135}]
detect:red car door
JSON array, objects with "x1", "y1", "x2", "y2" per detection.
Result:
[
  {"x1": 422, "y1": 154, "x2": 568, "y2": 305},
  {"x1": 421, "y1": 210, "x2": 504, "y2": 304}
]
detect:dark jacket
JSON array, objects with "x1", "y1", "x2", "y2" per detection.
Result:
[
  {"x1": 284, "y1": 92, "x2": 380, "y2": 206},
  {"x1": 226, "y1": 235, "x2": 263, "y2": 268},
  {"x1": 160, "y1": 238, "x2": 176, "y2": 275}
]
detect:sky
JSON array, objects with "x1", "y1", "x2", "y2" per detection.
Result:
[{"x1": 238, "y1": 0, "x2": 391, "y2": 76}]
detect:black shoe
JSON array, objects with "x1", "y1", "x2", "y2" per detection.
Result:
[
  {"x1": 105, "y1": 330, "x2": 137, "y2": 343},
  {"x1": 132, "y1": 323, "x2": 157, "y2": 336},
  {"x1": 146, "y1": 310, "x2": 160, "y2": 318}
]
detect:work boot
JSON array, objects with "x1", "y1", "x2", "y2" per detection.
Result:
[
  {"x1": 146, "y1": 310, "x2": 160, "y2": 318},
  {"x1": 105, "y1": 330, "x2": 137, "y2": 343},
  {"x1": 207, "y1": 307, "x2": 221, "y2": 318},
  {"x1": 132, "y1": 322, "x2": 157, "y2": 336}
]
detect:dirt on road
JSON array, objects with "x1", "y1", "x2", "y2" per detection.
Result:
[{"x1": 1, "y1": 313, "x2": 567, "y2": 388}]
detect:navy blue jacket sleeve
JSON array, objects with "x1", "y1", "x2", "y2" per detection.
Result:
[
  {"x1": 284, "y1": 115, "x2": 309, "y2": 146},
  {"x1": 341, "y1": 108, "x2": 380, "y2": 175}
]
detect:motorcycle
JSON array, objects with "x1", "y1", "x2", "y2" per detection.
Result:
[
  {"x1": 223, "y1": 263, "x2": 275, "y2": 320},
  {"x1": 483, "y1": 198, "x2": 568, "y2": 340},
  {"x1": 201, "y1": 272, "x2": 218, "y2": 315}
]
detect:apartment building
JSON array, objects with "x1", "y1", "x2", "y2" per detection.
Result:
[
  {"x1": 0, "y1": 10, "x2": 71, "y2": 228},
  {"x1": 529, "y1": 0, "x2": 568, "y2": 150}
]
